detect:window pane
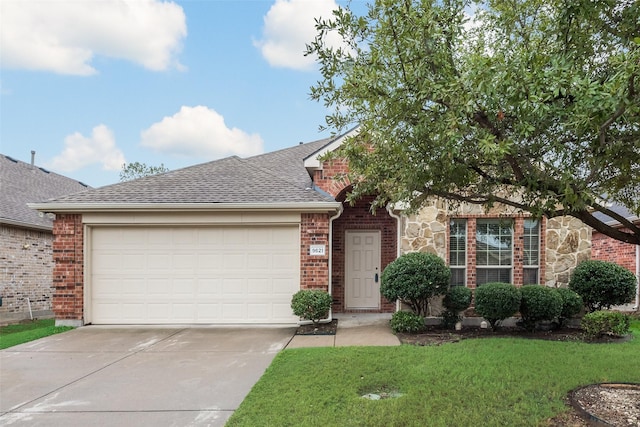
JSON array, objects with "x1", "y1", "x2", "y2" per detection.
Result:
[
  {"x1": 450, "y1": 268, "x2": 465, "y2": 286},
  {"x1": 449, "y1": 219, "x2": 466, "y2": 267},
  {"x1": 476, "y1": 268, "x2": 511, "y2": 285},
  {"x1": 523, "y1": 219, "x2": 540, "y2": 267},
  {"x1": 523, "y1": 268, "x2": 539, "y2": 285},
  {"x1": 476, "y1": 220, "x2": 513, "y2": 266}
]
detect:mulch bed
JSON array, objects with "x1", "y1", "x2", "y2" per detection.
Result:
[
  {"x1": 295, "y1": 319, "x2": 338, "y2": 335},
  {"x1": 396, "y1": 325, "x2": 631, "y2": 346}
]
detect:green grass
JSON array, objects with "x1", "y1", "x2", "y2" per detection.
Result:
[
  {"x1": 227, "y1": 320, "x2": 640, "y2": 427},
  {"x1": 0, "y1": 319, "x2": 73, "y2": 349}
]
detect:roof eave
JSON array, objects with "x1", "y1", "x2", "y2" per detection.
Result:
[
  {"x1": 28, "y1": 202, "x2": 342, "y2": 214},
  {"x1": 1, "y1": 218, "x2": 53, "y2": 232}
]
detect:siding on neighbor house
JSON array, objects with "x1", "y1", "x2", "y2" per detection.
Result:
[
  {"x1": 591, "y1": 228, "x2": 637, "y2": 273},
  {"x1": 0, "y1": 225, "x2": 54, "y2": 321}
]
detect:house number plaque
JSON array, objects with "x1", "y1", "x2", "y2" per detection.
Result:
[{"x1": 309, "y1": 245, "x2": 326, "y2": 256}]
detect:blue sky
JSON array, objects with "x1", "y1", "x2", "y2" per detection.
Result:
[{"x1": 1, "y1": 0, "x2": 367, "y2": 188}]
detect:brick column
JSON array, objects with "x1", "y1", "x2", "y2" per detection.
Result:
[
  {"x1": 300, "y1": 213, "x2": 330, "y2": 291},
  {"x1": 52, "y1": 214, "x2": 84, "y2": 326}
]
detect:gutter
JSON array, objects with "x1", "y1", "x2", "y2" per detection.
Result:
[
  {"x1": 28, "y1": 201, "x2": 342, "y2": 214},
  {"x1": 386, "y1": 204, "x2": 403, "y2": 312}
]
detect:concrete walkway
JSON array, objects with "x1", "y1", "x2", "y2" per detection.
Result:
[{"x1": 286, "y1": 313, "x2": 400, "y2": 348}]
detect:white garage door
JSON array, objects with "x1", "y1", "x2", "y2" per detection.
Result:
[{"x1": 89, "y1": 226, "x2": 300, "y2": 324}]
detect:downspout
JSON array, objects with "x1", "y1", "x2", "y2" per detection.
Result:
[
  {"x1": 298, "y1": 205, "x2": 344, "y2": 325},
  {"x1": 635, "y1": 244, "x2": 639, "y2": 310},
  {"x1": 387, "y1": 205, "x2": 403, "y2": 312}
]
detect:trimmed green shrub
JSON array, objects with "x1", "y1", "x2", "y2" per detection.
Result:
[
  {"x1": 474, "y1": 282, "x2": 521, "y2": 330},
  {"x1": 380, "y1": 252, "x2": 451, "y2": 316},
  {"x1": 569, "y1": 260, "x2": 636, "y2": 312},
  {"x1": 442, "y1": 286, "x2": 472, "y2": 329},
  {"x1": 390, "y1": 311, "x2": 425, "y2": 334},
  {"x1": 519, "y1": 285, "x2": 563, "y2": 331},
  {"x1": 556, "y1": 287, "x2": 584, "y2": 327},
  {"x1": 581, "y1": 310, "x2": 630, "y2": 340},
  {"x1": 291, "y1": 289, "x2": 332, "y2": 326}
]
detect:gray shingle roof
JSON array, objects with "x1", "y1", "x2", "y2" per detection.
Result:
[
  {"x1": 42, "y1": 138, "x2": 336, "y2": 206},
  {"x1": 1, "y1": 154, "x2": 90, "y2": 229},
  {"x1": 592, "y1": 202, "x2": 639, "y2": 226}
]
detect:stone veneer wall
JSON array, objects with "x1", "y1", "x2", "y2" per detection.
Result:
[
  {"x1": 399, "y1": 200, "x2": 590, "y2": 288},
  {"x1": 544, "y1": 217, "x2": 591, "y2": 287},
  {"x1": 0, "y1": 225, "x2": 54, "y2": 322}
]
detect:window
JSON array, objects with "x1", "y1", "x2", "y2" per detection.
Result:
[
  {"x1": 449, "y1": 219, "x2": 466, "y2": 286},
  {"x1": 476, "y1": 219, "x2": 513, "y2": 285},
  {"x1": 523, "y1": 219, "x2": 540, "y2": 284}
]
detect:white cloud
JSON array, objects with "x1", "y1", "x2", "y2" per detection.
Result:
[
  {"x1": 254, "y1": 0, "x2": 346, "y2": 71},
  {"x1": 1, "y1": 0, "x2": 186, "y2": 75},
  {"x1": 140, "y1": 106, "x2": 264, "y2": 159},
  {"x1": 49, "y1": 125, "x2": 126, "y2": 172}
]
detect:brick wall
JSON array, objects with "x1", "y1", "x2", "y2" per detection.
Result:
[
  {"x1": 592, "y1": 229, "x2": 637, "y2": 273},
  {"x1": 313, "y1": 158, "x2": 351, "y2": 198},
  {"x1": 0, "y1": 225, "x2": 54, "y2": 322},
  {"x1": 52, "y1": 214, "x2": 84, "y2": 323},
  {"x1": 332, "y1": 195, "x2": 397, "y2": 313},
  {"x1": 300, "y1": 213, "x2": 330, "y2": 291}
]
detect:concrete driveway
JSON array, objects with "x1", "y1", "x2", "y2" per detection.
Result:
[{"x1": 0, "y1": 326, "x2": 296, "y2": 426}]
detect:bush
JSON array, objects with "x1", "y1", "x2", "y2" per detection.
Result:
[
  {"x1": 581, "y1": 310, "x2": 630, "y2": 340},
  {"x1": 442, "y1": 286, "x2": 472, "y2": 329},
  {"x1": 569, "y1": 260, "x2": 636, "y2": 312},
  {"x1": 474, "y1": 282, "x2": 521, "y2": 330},
  {"x1": 519, "y1": 285, "x2": 563, "y2": 331},
  {"x1": 390, "y1": 311, "x2": 425, "y2": 334},
  {"x1": 291, "y1": 289, "x2": 332, "y2": 325},
  {"x1": 380, "y1": 252, "x2": 451, "y2": 316},
  {"x1": 556, "y1": 287, "x2": 584, "y2": 326}
]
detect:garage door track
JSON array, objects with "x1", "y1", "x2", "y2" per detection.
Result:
[{"x1": 0, "y1": 326, "x2": 296, "y2": 426}]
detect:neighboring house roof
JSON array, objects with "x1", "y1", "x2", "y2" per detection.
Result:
[
  {"x1": 0, "y1": 154, "x2": 90, "y2": 230},
  {"x1": 30, "y1": 138, "x2": 342, "y2": 213}
]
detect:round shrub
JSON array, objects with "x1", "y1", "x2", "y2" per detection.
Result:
[
  {"x1": 556, "y1": 287, "x2": 583, "y2": 326},
  {"x1": 441, "y1": 286, "x2": 472, "y2": 329},
  {"x1": 381, "y1": 252, "x2": 451, "y2": 316},
  {"x1": 291, "y1": 289, "x2": 332, "y2": 325},
  {"x1": 569, "y1": 260, "x2": 636, "y2": 312},
  {"x1": 474, "y1": 282, "x2": 521, "y2": 330},
  {"x1": 581, "y1": 310, "x2": 630, "y2": 340},
  {"x1": 390, "y1": 311, "x2": 425, "y2": 334},
  {"x1": 519, "y1": 285, "x2": 563, "y2": 330}
]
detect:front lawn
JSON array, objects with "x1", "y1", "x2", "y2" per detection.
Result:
[
  {"x1": 0, "y1": 319, "x2": 73, "y2": 349},
  {"x1": 227, "y1": 320, "x2": 640, "y2": 427}
]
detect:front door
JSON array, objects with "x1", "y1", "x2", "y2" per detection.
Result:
[{"x1": 345, "y1": 230, "x2": 381, "y2": 309}]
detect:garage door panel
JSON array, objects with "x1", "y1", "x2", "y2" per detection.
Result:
[{"x1": 90, "y1": 226, "x2": 300, "y2": 324}]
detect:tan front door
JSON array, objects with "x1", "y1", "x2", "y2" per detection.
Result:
[{"x1": 345, "y1": 230, "x2": 381, "y2": 309}]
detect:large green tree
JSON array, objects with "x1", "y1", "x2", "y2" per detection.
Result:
[{"x1": 308, "y1": 0, "x2": 640, "y2": 243}]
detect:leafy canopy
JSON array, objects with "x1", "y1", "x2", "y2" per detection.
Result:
[
  {"x1": 120, "y1": 162, "x2": 169, "y2": 182},
  {"x1": 308, "y1": 0, "x2": 640, "y2": 244}
]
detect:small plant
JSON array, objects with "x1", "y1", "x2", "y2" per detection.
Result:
[
  {"x1": 390, "y1": 311, "x2": 425, "y2": 334},
  {"x1": 518, "y1": 285, "x2": 563, "y2": 331},
  {"x1": 569, "y1": 260, "x2": 636, "y2": 312},
  {"x1": 474, "y1": 282, "x2": 521, "y2": 330},
  {"x1": 291, "y1": 289, "x2": 332, "y2": 326},
  {"x1": 380, "y1": 252, "x2": 451, "y2": 316},
  {"x1": 581, "y1": 310, "x2": 630, "y2": 340},
  {"x1": 441, "y1": 286, "x2": 472, "y2": 329},
  {"x1": 556, "y1": 287, "x2": 583, "y2": 327}
]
